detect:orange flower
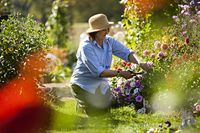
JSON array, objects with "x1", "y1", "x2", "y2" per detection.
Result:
[{"x1": 160, "y1": 43, "x2": 169, "y2": 51}]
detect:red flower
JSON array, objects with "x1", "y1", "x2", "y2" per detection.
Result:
[{"x1": 185, "y1": 38, "x2": 189, "y2": 44}]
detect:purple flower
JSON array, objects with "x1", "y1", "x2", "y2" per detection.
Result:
[
  {"x1": 172, "y1": 52, "x2": 177, "y2": 58},
  {"x1": 135, "y1": 95, "x2": 143, "y2": 102},
  {"x1": 113, "y1": 87, "x2": 121, "y2": 93},
  {"x1": 157, "y1": 51, "x2": 165, "y2": 59},
  {"x1": 124, "y1": 95, "x2": 131, "y2": 102},
  {"x1": 118, "y1": 92, "x2": 122, "y2": 97},
  {"x1": 135, "y1": 80, "x2": 141, "y2": 88},
  {"x1": 124, "y1": 81, "x2": 131, "y2": 88}
]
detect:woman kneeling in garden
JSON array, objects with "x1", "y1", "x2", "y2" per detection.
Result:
[{"x1": 70, "y1": 13, "x2": 152, "y2": 116}]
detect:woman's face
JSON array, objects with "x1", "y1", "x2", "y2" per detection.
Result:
[{"x1": 96, "y1": 28, "x2": 109, "y2": 41}]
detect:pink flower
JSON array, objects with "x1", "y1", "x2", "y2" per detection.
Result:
[
  {"x1": 183, "y1": 12, "x2": 190, "y2": 16},
  {"x1": 150, "y1": 53, "x2": 155, "y2": 58},
  {"x1": 197, "y1": 11, "x2": 200, "y2": 16},
  {"x1": 157, "y1": 51, "x2": 165, "y2": 59},
  {"x1": 154, "y1": 41, "x2": 161, "y2": 49},
  {"x1": 146, "y1": 62, "x2": 153, "y2": 68},
  {"x1": 195, "y1": 104, "x2": 200, "y2": 112},
  {"x1": 182, "y1": 31, "x2": 187, "y2": 36},
  {"x1": 143, "y1": 49, "x2": 151, "y2": 56},
  {"x1": 190, "y1": 19, "x2": 197, "y2": 23}
]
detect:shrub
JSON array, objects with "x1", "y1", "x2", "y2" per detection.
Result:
[{"x1": 0, "y1": 13, "x2": 49, "y2": 84}]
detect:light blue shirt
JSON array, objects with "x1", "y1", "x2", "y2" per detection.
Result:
[{"x1": 70, "y1": 36, "x2": 133, "y2": 94}]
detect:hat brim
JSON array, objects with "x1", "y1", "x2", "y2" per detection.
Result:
[{"x1": 86, "y1": 22, "x2": 114, "y2": 34}]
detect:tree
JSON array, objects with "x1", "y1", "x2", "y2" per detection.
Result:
[
  {"x1": 11, "y1": 0, "x2": 54, "y2": 23},
  {"x1": 45, "y1": 0, "x2": 73, "y2": 48},
  {"x1": 72, "y1": 0, "x2": 124, "y2": 22}
]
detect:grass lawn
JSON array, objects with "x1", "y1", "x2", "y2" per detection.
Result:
[{"x1": 48, "y1": 98, "x2": 200, "y2": 133}]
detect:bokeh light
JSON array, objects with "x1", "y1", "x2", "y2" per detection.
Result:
[{"x1": 0, "y1": 51, "x2": 52, "y2": 133}]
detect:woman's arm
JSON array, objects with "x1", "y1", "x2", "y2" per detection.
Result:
[
  {"x1": 99, "y1": 69, "x2": 133, "y2": 79},
  {"x1": 128, "y1": 53, "x2": 141, "y2": 65},
  {"x1": 128, "y1": 53, "x2": 153, "y2": 71}
]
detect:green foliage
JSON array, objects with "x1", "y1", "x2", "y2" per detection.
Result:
[
  {"x1": 110, "y1": 106, "x2": 136, "y2": 123},
  {"x1": 47, "y1": 65, "x2": 72, "y2": 83},
  {"x1": 45, "y1": 0, "x2": 72, "y2": 48},
  {"x1": 72, "y1": 0, "x2": 124, "y2": 22},
  {"x1": 0, "y1": 13, "x2": 49, "y2": 84},
  {"x1": 137, "y1": 3, "x2": 200, "y2": 109},
  {"x1": 11, "y1": 0, "x2": 54, "y2": 23}
]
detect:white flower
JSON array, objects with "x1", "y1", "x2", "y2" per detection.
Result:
[
  {"x1": 117, "y1": 78, "x2": 123, "y2": 87},
  {"x1": 134, "y1": 88, "x2": 139, "y2": 95},
  {"x1": 130, "y1": 64, "x2": 137, "y2": 70},
  {"x1": 137, "y1": 107, "x2": 146, "y2": 114},
  {"x1": 125, "y1": 89, "x2": 130, "y2": 95},
  {"x1": 147, "y1": 128, "x2": 155, "y2": 133},
  {"x1": 130, "y1": 81, "x2": 135, "y2": 87}
]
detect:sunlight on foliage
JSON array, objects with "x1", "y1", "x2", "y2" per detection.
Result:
[{"x1": 0, "y1": 13, "x2": 49, "y2": 84}]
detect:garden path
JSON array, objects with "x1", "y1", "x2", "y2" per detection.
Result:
[{"x1": 43, "y1": 79, "x2": 73, "y2": 101}]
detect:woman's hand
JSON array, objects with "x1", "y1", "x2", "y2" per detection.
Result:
[
  {"x1": 139, "y1": 62, "x2": 153, "y2": 71},
  {"x1": 119, "y1": 71, "x2": 133, "y2": 79}
]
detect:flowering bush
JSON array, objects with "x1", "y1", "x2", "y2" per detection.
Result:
[
  {"x1": 139, "y1": 1, "x2": 200, "y2": 111},
  {"x1": 110, "y1": 61, "x2": 151, "y2": 113},
  {"x1": 116, "y1": 0, "x2": 199, "y2": 112}
]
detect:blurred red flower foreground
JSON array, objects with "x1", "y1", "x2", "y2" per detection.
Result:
[{"x1": 0, "y1": 52, "x2": 52, "y2": 133}]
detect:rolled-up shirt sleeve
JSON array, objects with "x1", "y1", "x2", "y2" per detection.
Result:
[
  {"x1": 80, "y1": 44, "x2": 105, "y2": 77},
  {"x1": 110, "y1": 38, "x2": 133, "y2": 62}
]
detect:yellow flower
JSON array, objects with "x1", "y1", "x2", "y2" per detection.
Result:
[
  {"x1": 172, "y1": 37, "x2": 178, "y2": 42},
  {"x1": 162, "y1": 36, "x2": 169, "y2": 43}
]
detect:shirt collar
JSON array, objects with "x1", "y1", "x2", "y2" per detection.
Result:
[{"x1": 93, "y1": 40, "x2": 104, "y2": 49}]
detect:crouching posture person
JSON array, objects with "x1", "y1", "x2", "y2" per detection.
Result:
[{"x1": 70, "y1": 13, "x2": 151, "y2": 116}]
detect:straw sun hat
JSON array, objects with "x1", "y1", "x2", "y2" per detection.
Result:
[{"x1": 86, "y1": 13, "x2": 114, "y2": 33}]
